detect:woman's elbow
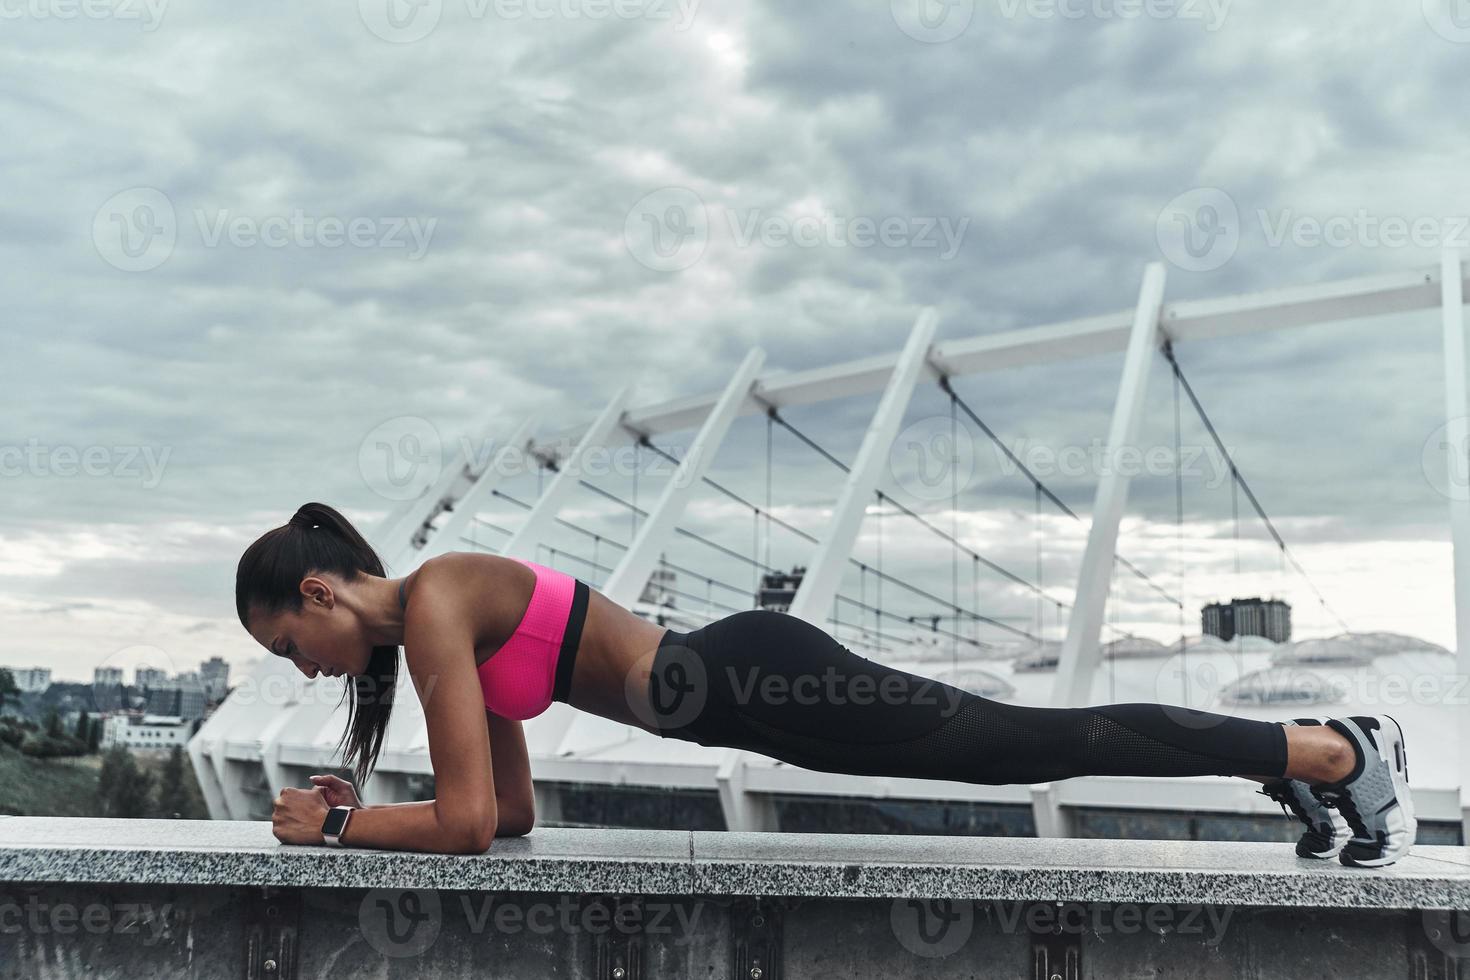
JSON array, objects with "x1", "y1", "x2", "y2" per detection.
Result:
[
  {"x1": 452, "y1": 819, "x2": 497, "y2": 854},
  {"x1": 495, "y1": 812, "x2": 535, "y2": 838}
]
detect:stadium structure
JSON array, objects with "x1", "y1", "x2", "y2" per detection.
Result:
[{"x1": 190, "y1": 252, "x2": 1470, "y2": 844}]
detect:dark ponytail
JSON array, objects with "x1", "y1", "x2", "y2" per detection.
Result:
[{"x1": 235, "y1": 501, "x2": 399, "y2": 789}]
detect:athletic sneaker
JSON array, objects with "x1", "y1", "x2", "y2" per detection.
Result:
[
  {"x1": 1256, "y1": 718, "x2": 1352, "y2": 859},
  {"x1": 1308, "y1": 715, "x2": 1417, "y2": 868}
]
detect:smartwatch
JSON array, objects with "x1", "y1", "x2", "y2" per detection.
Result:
[{"x1": 321, "y1": 805, "x2": 355, "y2": 846}]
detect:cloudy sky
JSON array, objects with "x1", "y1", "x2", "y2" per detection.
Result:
[{"x1": 5, "y1": 0, "x2": 1470, "y2": 685}]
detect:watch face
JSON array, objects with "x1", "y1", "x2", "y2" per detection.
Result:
[{"x1": 322, "y1": 807, "x2": 351, "y2": 836}]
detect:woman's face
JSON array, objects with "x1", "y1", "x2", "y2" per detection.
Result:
[{"x1": 248, "y1": 576, "x2": 373, "y2": 680}]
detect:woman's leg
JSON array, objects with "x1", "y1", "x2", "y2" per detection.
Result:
[{"x1": 646, "y1": 610, "x2": 1353, "y2": 786}]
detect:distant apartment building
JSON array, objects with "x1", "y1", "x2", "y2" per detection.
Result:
[
  {"x1": 93, "y1": 667, "x2": 124, "y2": 686},
  {"x1": 10, "y1": 667, "x2": 52, "y2": 693},
  {"x1": 134, "y1": 667, "x2": 170, "y2": 689},
  {"x1": 199, "y1": 656, "x2": 230, "y2": 700},
  {"x1": 143, "y1": 675, "x2": 208, "y2": 720},
  {"x1": 102, "y1": 714, "x2": 193, "y2": 752},
  {"x1": 1202, "y1": 597, "x2": 1292, "y2": 643}
]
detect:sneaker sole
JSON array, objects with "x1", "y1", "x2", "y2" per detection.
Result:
[{"x1": 1338, "y1": 714, "x2": 1417, "y2": 868}]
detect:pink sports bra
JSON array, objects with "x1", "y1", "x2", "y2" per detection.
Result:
[{"x1": 399, "y1": 557, "x2": 589, "y2": 720}]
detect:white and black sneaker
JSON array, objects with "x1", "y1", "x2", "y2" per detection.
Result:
[
  {"x1": 1257, "y1": 718, "x2": 1352, "y2": 859},
  {"x1": 1310, "y1": 715, "x2": 1417, "y2": 868}
]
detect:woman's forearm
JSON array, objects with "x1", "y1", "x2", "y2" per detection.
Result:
[
  {"x1": 339, "y1": 798, "x2": 494, "y2": 853},
  {"x1": 360, "y1": 796, "x2": 533, "y2": 838}
]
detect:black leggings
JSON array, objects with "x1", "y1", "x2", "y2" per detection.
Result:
[{"x1": 644, "y1": 609, "x2": 1289, "y2": 784}]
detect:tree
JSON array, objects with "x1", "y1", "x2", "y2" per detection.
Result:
[
  {"x1": 73, "y1": 711, "x2": 90, "y2": 743},
  {"x1": 97, "y1": 745, "x2": 154, "y2": 818},
  {"x1": 153, "y1": 746, "x2": 191, "y2": 818},
  {"x1": 0, "y1": 669, "x2": 18, "y2": 714},
  {"x1": 44, "y1": 709, "x2": 63, "y2": 739}
]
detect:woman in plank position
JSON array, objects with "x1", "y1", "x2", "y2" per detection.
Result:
[{"x1": 241, "y1": 502, "x2": 1416, "y2": 867}]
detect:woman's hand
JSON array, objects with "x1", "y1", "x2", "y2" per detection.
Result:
[
  {"x1": 308, "y1": 773, "x2": 364, "y2": 809},
  {"x1": 272, "y1": 786, "x2": 330, "y2": 845}
]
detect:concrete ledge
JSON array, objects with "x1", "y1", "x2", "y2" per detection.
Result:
[{"x1": 5, "y1": 816, "x2": 1470, "y2": 910}]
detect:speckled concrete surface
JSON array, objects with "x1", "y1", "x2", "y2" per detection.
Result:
[{"x1": 3, "y1": 817, "x2": 1470, "y2": 909}]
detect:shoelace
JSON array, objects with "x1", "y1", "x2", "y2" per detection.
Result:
[
  {"x1": 1310, "y1": 785, "x2": 1367, "y2": 838},
  {"x1": 1257, "y1": 781, "x2": 1309, "y2": 827}
]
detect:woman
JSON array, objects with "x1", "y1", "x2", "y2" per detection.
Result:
[{"x1": 239, "y1": 502, "x2": 1416, "y2": 867}]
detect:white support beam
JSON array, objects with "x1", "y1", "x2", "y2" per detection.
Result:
[
  {"x1": 786, "y1": 309, "x2": 940, "y2": 627},
  {"x1": 600, "y1": 348, "x2": 767, "y2": 608},
  {"x1": 501, "y1": 386, "x2": 634, "y2": 563},
  {"x1": 1052, "y1": 263, "x2": 1168, "y2": 708},
  {"x1": 525, "y1": 264, "x2": 1464, "y2": 456},
  {"x1": 716, "y1": 752, "x2": 779, "y2": 832},
  {"x1": 1029, "y1": 782, "x2": 1074, "y2": 839},
  {"x1": 1437, "y1": 248, "x2": 1470, "y2": 843},
  {"x1": 416, "y1": 416, "x2": 541, "y2": 565}
]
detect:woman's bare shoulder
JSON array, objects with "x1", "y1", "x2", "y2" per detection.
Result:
[{"x1": 407, "y1": 552, "x2": 536, "y2": 643}]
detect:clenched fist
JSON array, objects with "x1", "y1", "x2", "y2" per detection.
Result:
[{"x1": 272, "y1": 785, "x2": 329, "y2": 846}]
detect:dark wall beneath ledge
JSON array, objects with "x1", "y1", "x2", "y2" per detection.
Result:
[{"x1": 0, "y1": 881, "x2": 1450, "y2": 979}]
